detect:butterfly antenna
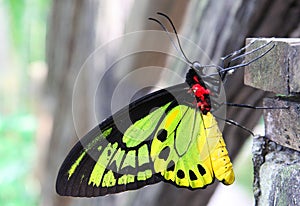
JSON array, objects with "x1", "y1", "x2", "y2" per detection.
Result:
[
  {"x1": 148, "y1": 17, "x2": 187, "y2": 65},
  {"x1": 149, "y1": 13, "x2": 193, "y2": 66},
  {"x1": 156, "y1": 12, "x2": 193, "y2": 65}
]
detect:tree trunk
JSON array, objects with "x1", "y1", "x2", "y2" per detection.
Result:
[
  {"x1": 41, "y1": 1, "x2": 98, "y2": 206},
  {"x1": 41, "y1": 0, "x2": 300, "y2": 206}
]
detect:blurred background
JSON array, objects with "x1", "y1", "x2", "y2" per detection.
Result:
[{"x1": 0, "y1": 0, "x2": 299, "y2": 206}]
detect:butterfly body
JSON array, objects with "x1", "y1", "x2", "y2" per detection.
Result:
[
  {"x1": 56, "y1": 66, "x2": 234, "y2": 197},
  {"x1": 185, "y1": 68, "x2": 211, "y2": 114}
]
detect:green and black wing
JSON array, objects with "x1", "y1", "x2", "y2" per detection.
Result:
[{"x1": 56, "y1": 83, "x2": 234, "y2": 197}]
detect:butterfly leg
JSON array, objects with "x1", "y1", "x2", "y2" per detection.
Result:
[
  {"x1": 225, "y1": 102, "x2": 289, "y2": 110},
  {"x1": 219, "y1": 39, "x2": 274, "y2": 80},
  {"x1": 212, "y1": 101, "x2": 289, "y2": 136},
  {"x1": 220, "y1": 39, "x2": 257, "y2": 68},
  {"x1": 213, "y1": 114, "x2": 254, "y2": 136}
]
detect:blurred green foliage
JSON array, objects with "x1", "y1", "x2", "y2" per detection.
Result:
[
  {"x1": 0, "y1": 114, "x2": 38, "y2": 206},
  {"x1": 234, "y1": 138, "x2": 254, "y2": 194},
  {"x1": 0, "y1": 0, "x2": 49, "y2": 205},
  {"x1": 5, "y1": 0, "x2": 49, "y2": 62}
]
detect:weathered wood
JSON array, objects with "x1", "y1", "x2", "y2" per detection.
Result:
[
  {"x1": 245, "y1": 38, "x2": 300, "y2": 205},
  {"x1": 264, "y1": 97, "x2": 300, "y2": 152},
  {"x1": 42, "y1": 1, "x2": 98, "y2": 206},
  {"x1": 259, "y1": 152, "x2": 300, "y2": 206},
  {"x1": 253, "y1": 137, "x2": 300, "y2": 205},
  {"x1": 244, "y1": 38, "x2": 300, "y2": 151},
  {"x1": 244, "y1": 38, "x2": 300, "y2": 95}
]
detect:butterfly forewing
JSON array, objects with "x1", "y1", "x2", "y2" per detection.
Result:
[{"x1": 57, "y1": 84, "x2": 185, "y2": 196}]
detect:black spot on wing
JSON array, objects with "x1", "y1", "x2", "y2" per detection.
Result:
[
  {"x1": 157, "y1": 129, "x2": 168, "y2": 142},
  {"x1": 167, "y1": 160, "x2": 175, "y2": 172},
  {"x1": 177, "y1": 169, "x2": 185, "y2": 179},
  {"x1": 197, "y1": 164, "x2": 206, "y2": 176},
  {"x1": 189, "y1": 170, "x2": 197, "y2": 181},
  {"x1": 158, "y1": 146, "x2": 170, "y2": 161}
]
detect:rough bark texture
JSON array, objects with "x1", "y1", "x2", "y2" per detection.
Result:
[
  {"x1": 245, "y1": 38, "x2": 300, "y2": 205},
  {"x1": 252, "y1": 136, "x2": 300, "y2": 205},
  {"x1": 42, "y1": 0, "x2": 300, "y2": 206},
  {"x1": 258, "y1": 98, "x2": 300, "y2": 205},
  {"x1": 41, "y1": 1, "x2": 98, "y2": 206},
  {"x1": 244, "y1": 38, "x2": 300, "y2": 95}
]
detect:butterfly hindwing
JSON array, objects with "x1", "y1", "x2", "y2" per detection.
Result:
[{"x1": 151, "y1": 105, "x2": 234, "y2": 189}]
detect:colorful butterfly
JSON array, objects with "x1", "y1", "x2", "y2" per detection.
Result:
[{"x1": 56, "y1": 13, "x2": 273, "y2": 197}]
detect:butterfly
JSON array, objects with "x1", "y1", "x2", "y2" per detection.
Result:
[{"x1": 56, "y1": 12, "x2": 273, "y2": 197}]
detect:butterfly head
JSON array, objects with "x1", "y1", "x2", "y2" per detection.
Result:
[
  {"x1": 191, "y1": 61, "x2": 202, "y2": 71},
  {"x1": 190, "y1": 61, "x2": 210, "y2": 78}
]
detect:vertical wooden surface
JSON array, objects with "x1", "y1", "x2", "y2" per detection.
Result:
[
  {"x1": 41, "y1": 1, "x2": 98, "y2": 206},
  {"x1": 42, "y1": 0, "x2": 300, "y2": 206},
  {"x1": 245, "y1": 38, "x2": 300, "y2": 205}
]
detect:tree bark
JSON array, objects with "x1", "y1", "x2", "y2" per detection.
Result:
[
  {"x1": 42, "y1": 0, "x2": 300, "y2": 206},
  {"x1": 41, "y1": 1, "x2": 98, "y2": 206}
]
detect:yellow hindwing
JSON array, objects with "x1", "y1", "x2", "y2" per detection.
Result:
[{"x1": 150, "y1": 105, "x2": 234, "y2": 188}]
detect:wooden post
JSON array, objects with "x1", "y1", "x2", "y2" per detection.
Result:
[{"x1": 244, "y1": 38, "x2": 300, "y2": 205}]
